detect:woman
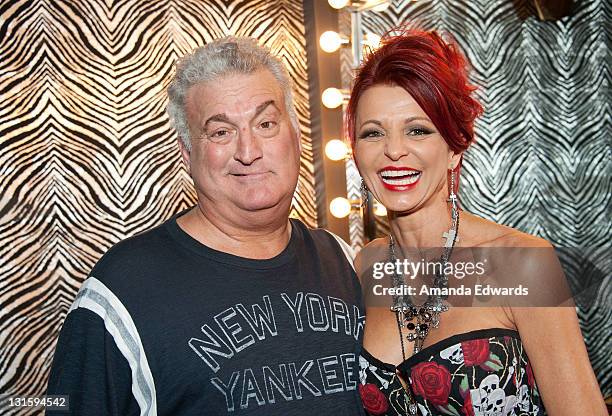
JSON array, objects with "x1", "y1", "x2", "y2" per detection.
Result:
[{"x1": 347, "y1": 29, "x2": 606, "y2": 415}]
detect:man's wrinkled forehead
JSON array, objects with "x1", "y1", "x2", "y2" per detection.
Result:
[
  {"x1": 185, "y1": 70, "x2": 285, "y2": 122},
  {"x1": 204, "y1": 100, "x2": 281, "y2": 127}
]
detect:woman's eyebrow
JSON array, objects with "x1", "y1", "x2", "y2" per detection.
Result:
[
  {"x1": 404, "y1": 116, "x2": 431, "y2": 123},
  {"x1": 359, "y1": 119, "x2": 383, "y2": 129}
]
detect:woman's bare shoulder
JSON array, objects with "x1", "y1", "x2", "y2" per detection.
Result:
[
  {"x1": 354, "y1": 236, "x2": 389, "y2": 275},
  {"x1": 461, "y1": 213, "x2": 564, "y2": 302},
  {"x1": 460, "y1": 212, "x2": 552, "y2": 248},
  {"x1": 365, "y1": 236, "x2": 389, "y2": 249}
]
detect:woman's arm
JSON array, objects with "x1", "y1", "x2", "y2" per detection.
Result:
[
  {"x1": 510, "y1": 240, "x2": 606, "y2": 415},
  {"x1": 513, "y1": 306, "x2": 606, "y2": 415}
]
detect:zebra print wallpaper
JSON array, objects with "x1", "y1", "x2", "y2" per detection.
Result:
[
  {"x1": 0, "y1": 0, "x2": 609, "y2": 412},
  {"x1": 340, "y1": 0, "x2": 610, "y2": 396},
  {"x1": 0, "y1": 1, "x2": 315, "y2": 413}
]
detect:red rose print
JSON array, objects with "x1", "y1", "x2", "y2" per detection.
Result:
[
  {"x1": 359, "y1": 383, "x2": 389, "y2": 415},
  {"x1": 461, "y1": 392, "x2": 475, "y2": 416},
  {"x1": 410, "y1": 361, "x2": 452, "y2": 406},
  {"x1": 461, "y1": 339, "x2": 490, "y2": 366},
  {"x1": 526, "y1": 361, "x2": 535, "y2": 387}
]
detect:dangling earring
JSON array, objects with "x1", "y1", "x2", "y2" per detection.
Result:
[
  {"x1": 360, "y1": 179, "x2": 369, "y2": 207},
  {"x1": 442, "y1": 166, "x2": 460, "y2": 248},
  {"x1": 448, "y1": 167, "x2": 458, "y2": 220}
]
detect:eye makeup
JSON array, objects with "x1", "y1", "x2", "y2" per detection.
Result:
[
  {"x1": 405, "y1": 125, "x2": 435, "y2": 136},
  {"x1": 358, "y1": 128, "x2": 385, "y2": 140}
]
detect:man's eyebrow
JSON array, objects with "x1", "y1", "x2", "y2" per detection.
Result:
[
  {"x1": 204, "y1": 113, "x2": 232, "y2": 128},
  {"x1": 253, "y1": 100, "x2": 279, "y2": 119},
  {"x1": 203, "y1": 100, "x2": 279, "y2": 129}
]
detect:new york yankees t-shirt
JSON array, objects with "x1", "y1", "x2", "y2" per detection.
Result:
[{"x1": 46, "y1": 210, "x2": 366, "y2": 415}]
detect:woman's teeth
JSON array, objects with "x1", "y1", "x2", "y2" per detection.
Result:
[{"x1": 380, "y1": 170, "x2": 421, "y2": 185}]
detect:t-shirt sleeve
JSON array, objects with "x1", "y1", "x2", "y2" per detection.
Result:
[
  {"x1": 323, "y1": 230, "x2": 356, "y2": 269},
  {"x1": 45, "y1": 308, "x2": 141, "y2": 416}
]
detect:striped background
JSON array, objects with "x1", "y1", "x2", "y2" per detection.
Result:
[
  {"x1": 340, "y1": 0, "x2": 610, "y2": 396},
  {"x1": 0, "y1": 1, "x2": 315, "y2": 414},
  {"x1": 0, "y1": 0, "x2": 609, "y2": 413}
]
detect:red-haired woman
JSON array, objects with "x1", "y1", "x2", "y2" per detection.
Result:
[{"x1": 348, "y1": 29, "x2": 606, "y2": 415}]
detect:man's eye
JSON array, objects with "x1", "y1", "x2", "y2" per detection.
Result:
[
  {"x1": 260, "y1": 121, "x2": 277, "y2": 129},
  {"x1": 211, "y1": 129, "x2": 231, "y2": 137}
]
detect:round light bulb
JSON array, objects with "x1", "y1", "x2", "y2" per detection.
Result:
[
  {"x1": 373, "y1": 203, "x2": 387, "y2": 217},
  {"x1": 330, "y1": 197, "x2": 352, "y2": 218},
  {"x1": 364, "y1": 33, "x2": 381, "y2": 49},
  {"x1": 319, "y1": 31, "x2": 343, "y2": 53},
  {"x1": 322, "y1": 87, "x2": 344, "y2": 108},
  {"x1": 328, "y1": 0, "x2": 350, "y2": 9},
  {"x1": 372, "y1": 1, "x2": 390, "y2": 12},
  {"x1": 325, "y1": 139, "x2": 349, "y2": 161}
]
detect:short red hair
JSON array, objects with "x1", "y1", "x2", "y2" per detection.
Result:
[{"x1": 346, "y1": 28, "x2": 483, "y2": 154}]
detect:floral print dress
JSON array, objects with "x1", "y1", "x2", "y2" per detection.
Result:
[{"x1": 358, "y1": 328, "x2": 544, "y2": 416}]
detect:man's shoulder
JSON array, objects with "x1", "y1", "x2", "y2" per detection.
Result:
[
  {"x1": 90, "y1": 219, "x2": 176, "y2": 284},
  {"x1": 292, "y1": 219, "x2": 355, "y2": 267}
]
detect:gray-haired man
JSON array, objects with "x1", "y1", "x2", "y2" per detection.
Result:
[{"x1": 46, "y1": 37, "x2": 365, "y2": 415}]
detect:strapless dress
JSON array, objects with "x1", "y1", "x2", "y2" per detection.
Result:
[{"x1": 358, "y1": 328, "x2": 545, "y2": 415}]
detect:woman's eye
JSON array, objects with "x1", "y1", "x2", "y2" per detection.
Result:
[
  {"x1": 407, "y1": 127, "x2": 433, "y2": 136},
  {"x1": 359, "y1": 130, "x2": 384, "y2": 140}
]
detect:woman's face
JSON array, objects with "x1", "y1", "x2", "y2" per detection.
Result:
[{"x1": 353, "y1": 84, "x2": 461, "y2": 214}]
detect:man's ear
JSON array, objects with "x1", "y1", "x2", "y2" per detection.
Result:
[{"x1": 178, "y1": 138, "x2": 191, "y2": 175}]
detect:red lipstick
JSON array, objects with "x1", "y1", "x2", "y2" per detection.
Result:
[{"x1": 377, "y1": 166, "x2": 422, "y2": 192}]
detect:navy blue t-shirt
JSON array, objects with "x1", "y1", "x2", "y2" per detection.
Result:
[{"x1": 46, "y1": 212, "x2": 365, "y2": 415}]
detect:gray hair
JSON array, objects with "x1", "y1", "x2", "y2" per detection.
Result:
[{"x1": 166, "y1": 36, "x2": 299, "y2": 151}]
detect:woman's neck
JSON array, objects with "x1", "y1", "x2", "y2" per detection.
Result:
[{"x1": 388, "y1": 192, "x2": 455, "y2": 249}]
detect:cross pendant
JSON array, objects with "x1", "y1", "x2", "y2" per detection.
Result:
[{"x1": 443, "y1": 229, "x2": 458, "y2": 247}]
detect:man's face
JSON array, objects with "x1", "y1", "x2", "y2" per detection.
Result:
[{"x1": 181, "y1": 70, "x2": 300, "y2": 216}]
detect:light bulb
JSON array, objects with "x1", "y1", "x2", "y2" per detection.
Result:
[
  {"x1": 372, "y1": 1, "x2": 390, "y2": 12},
  {"x1": 364, "y1": 33, "x2": 381, "y2": 49},
  {"x1": 328, "y1": 0, "x2": 350, "y2": 9},
  {"x1": 325, "y1": 139, "x2": 349, "y2": 161},
  {"x1": 373, "y1": 203, "x2": 387, "y2": 217},
  {"x1": 319, "y1": 31, "x2": 343, "y2": 53},
  {"x1": 330, "y1": 197, "x2": 352, "y2": 218},
  {"x1": 322, "y1": 88, "x2": 345, "y2": 108}
]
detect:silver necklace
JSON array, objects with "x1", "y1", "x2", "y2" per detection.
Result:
[
  {"x1": 389, "y1": 219, "x2": 457, "y2": 354},
  {"x1": 390, "y1": 170, "x2": 460, "y2": 415}
]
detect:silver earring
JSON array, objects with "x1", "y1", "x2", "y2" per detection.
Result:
[
  {"x1": 360, "y1": 179, "x2": 369, "y2": 207},
  {"x1": 442, "y1": 167, "x2": 460, "y2": 248},
  {"x1": 448, "y1": 168, "x2": 458, "y2": 220}
]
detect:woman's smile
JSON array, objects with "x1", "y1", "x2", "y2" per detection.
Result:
[{"x1": 378, "y1": 166, "x2": 422, "y2": 191}]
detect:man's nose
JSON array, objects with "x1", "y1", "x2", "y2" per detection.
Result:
[{"x1": 233, "y1": 127, "x2": 263, "y2": 165}]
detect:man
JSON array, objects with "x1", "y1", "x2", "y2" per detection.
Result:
[{"x1": 46, "y1": 37, "x2": 365, "y2": 415}]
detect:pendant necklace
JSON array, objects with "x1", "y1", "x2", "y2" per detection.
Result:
[{"x1": 389, "y1": 170, "x2": 460, "y2": 415}]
